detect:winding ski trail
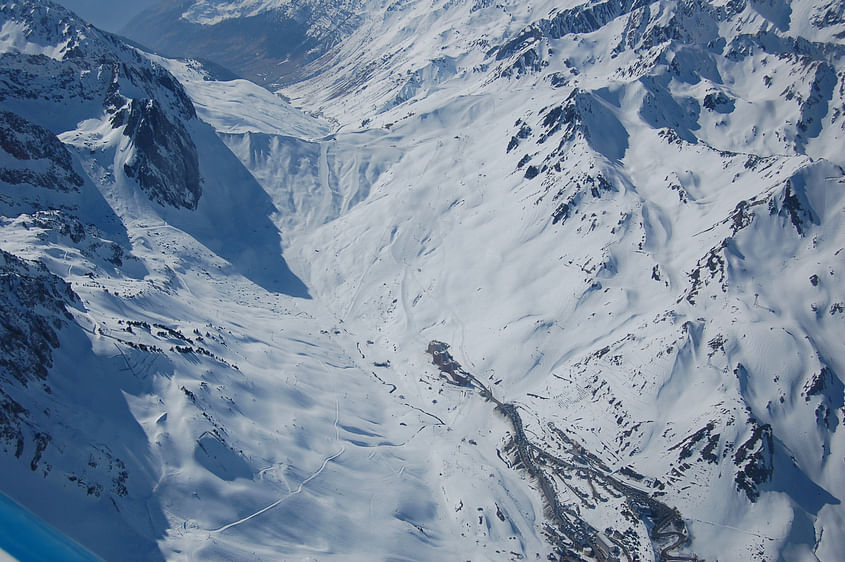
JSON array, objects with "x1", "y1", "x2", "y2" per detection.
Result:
[{"x1": 209, "y1": 401, "x2": 345, "y2": 534}]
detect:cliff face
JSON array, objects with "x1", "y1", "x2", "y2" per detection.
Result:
[
  {"x1": 0, "y1": 111, "x2": 84, "y2": 193},
  {"x1": 0, "y1": 249, "x2": 78, "y2": 479},
  {"x1": 0, "y1": 0, "x2": 201, "y2": 211},
  {"x1": 118, "y1": 98, "x2": 201, "y2": 210}
]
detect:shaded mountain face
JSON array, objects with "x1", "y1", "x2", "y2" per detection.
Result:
[
  {"x1": 0, "y1": 0, "x2": 202, "y2": 210},
  {"x1": 0, "y1": 2, "x2": 308, "y2": 557},
  {"x1": 120, "y1": 0, "x2": 362, "y2": 86},
  {"x1": 50, "y1": 0, "x2": 159, "y2": 32},
  {"x1": 1, "y1": 0, "x2": 844, "y2": 561},
  {"x1": 0, "y1": 110, "x2": 85, "y2": 194}
]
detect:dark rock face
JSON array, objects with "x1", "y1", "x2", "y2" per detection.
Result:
[
  {"x1": 0, "y1": 249, "x2": 78, "y2": 386},
  {"x1": 0, "y1": 52, "x2": 102, "y2": 108},
  {"x1": 0, "y1": 248, "x2": 77, "y2": 464},
  {"x1": 703, "y1": 91, "x2": 736, "y2": 113},
  {"x1": 120, "y1": 99, "x2": 202, "y2": 210},
  {"x1": 733, "y1": 419, "x2": 774, "y2": 501},
  {"x1": 0, "y1": 111, "x2": 84, "y2": 192},
  {"x1": 671, "y1": 422, "x2": 722, "y2": 464},
  {"x1": 513, "y1": 88, "x2": 629, "y2": 172},
  {"x1": 507, "y1": 122, "x2": 532, "y2": 153},
  {"x1": 0, "y1": 389, "x2": 26, "y2": 461},
  {"x1": 494, "y1": 0, "x2": 649, "y2": 77},
  {"x1": 0, "y1": 0, "x2": 203, "y2": 210},
  {"x1": 770, "y1": 178, "x2": 819, "y2": 236},
  {"x1": 804, "y1": 366, "x2": 845, "y2": 431},
  {"x1": 812, "y1": 0, "x2": 845, "y2": 28}
]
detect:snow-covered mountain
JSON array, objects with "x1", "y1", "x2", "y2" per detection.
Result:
[
  {"x1": 121, "y1": 0, "x2": 363, "y2": 86},
  {"x1": 2, "y1": 0, "x2": 844, "y2": 560}
]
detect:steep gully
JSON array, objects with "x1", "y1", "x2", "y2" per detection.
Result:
[{"x1": 426, "y1": 341, "x2": 699, "y2": 562}]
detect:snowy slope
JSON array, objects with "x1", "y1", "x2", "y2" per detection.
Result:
[
  {"x1": 0, "y1": 2, "x2": 551, "y2": 560},
  {"x1": 272, "y1": 0, "x2": 845, "y2": 560},
  {"x1": 1, "y1": 0, "x2": 844, "y2": 561}
]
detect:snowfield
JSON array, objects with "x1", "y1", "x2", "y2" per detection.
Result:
[{"x1": 1, "y1": 0, "x2": 844, "y2": 560}]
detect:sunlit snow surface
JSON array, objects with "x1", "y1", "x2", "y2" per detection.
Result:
[{"x1": 1, "y1": 0, "x2": 844, "y2": 560}]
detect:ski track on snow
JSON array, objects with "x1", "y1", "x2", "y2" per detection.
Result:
[{"x1": 209, "y1": 400, "x2": 345, "y2": 535}]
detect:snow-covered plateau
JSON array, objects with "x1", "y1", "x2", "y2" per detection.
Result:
[{"x1": 1, "y1": 0, "x2": 844, "y2": 560}]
